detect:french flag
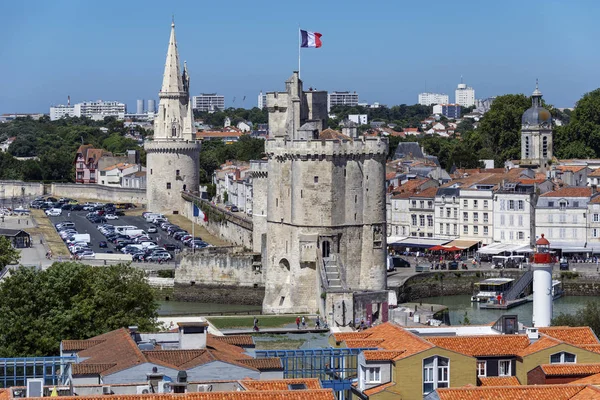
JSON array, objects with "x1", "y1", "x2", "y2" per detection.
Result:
[{"x1": 300, "y1": 30, "x2": 322, "y2": 48}]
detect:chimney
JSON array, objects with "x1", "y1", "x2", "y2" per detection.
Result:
[
  {"x1": 526, "y1": 327, "x2": 539, "y2": 341},
  {"x1": 128, "y1": 326, "x2": 140, "y2": 343},
  {"x1": 177, "y1": 320, "x2": 208, "y2": 349}
]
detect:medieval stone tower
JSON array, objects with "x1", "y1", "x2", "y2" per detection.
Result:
[
  {"x1": 521, "y1": 81, "x2": 553, "y2": 169},
  {"x1": 259, "y1": 72, "x2": 389, "y2": 315},
  {"x1": 145, "y1": 22, "x2": 201, "y2": 213}
]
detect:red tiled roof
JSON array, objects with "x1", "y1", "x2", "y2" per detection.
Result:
[
  {"x1": 426, "y1": 335, "x2": 530, "y2": 357},
  {"x1": 240, "y1": 378, "x2": 322, "y2": 391},
  {"x1": 588, "y1": 169, "x2": 600, "y2": 177},
  {"x1": 319, "y1": 128, "x2": 352, "y2": 141},
  {"x1": 570, "y1": 386, "x2": 600, "y2": 399},
  {"x1": 478, "y1": 376, "x2": 521, "y2": 386},
  {"x1": 540, "y1": 188, "x2": 592, "y2": 198},
  {"x1": 572, "y1": 372, "x2": 600, "y2": 385},
  {"x1": 236, "y1": 358, "x2": 282, "y2": 371},
  {"x1": 557, "y1": 166, "x2": 587, "y2": 173},
  {"x1": 540, "y1": 363, "x2": 600, "y2": 376},
  {"x1": 27, "y1": 390, "x2": 335, "y2": 400},
  {"x1": 411, "y1": 186, "x2": 439, "y2": 198},
  {"x1": 62, "y1": 340, "x2": 106, "y2": 351},
  {"x1": 519, "y1": 335, "x2": 562, "y2": 357},
  {"x1": 212, "y1": 335, "x2": 254, "y2": 347},
  {"x1": 539, "y1": 327, "x2": 600, "y2": 345},
  {"x1": 72, "y1": 363, "x2": 116, "y2": 375},
  {"x1": 579, "y1": 344, "x2": 600, "y2": 354},
  {"x1": 363, "y1": 381, "x2": 396, "y2": 396},
  {"x1": 332, "y1": 332, "x2": 372, "y2": 342},
  {"x1": 435, "y1": 384, "x2": 588, "y2": 400},
  {"x1": 363, "y1": 350, "x2": 405, "y2": 361}
]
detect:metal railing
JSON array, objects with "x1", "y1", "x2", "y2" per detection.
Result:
[{"x1": 504, "y1": 268, "x2": 533, "y2": 301}]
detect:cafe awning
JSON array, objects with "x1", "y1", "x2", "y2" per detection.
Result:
[
  {"x1": 390, "y1": 238, "x2": 450, "y2": 249},
  {"x1": 477, "y1": 243, "x2": 531, "y2": 255},
  {"x1": 444, "y1": 239, "x2": 480, "y2": 250}
]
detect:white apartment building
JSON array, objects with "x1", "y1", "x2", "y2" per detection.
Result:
[
  {"x1": 459, "y1": 187, "x2": 493, "y2": 245},
  {"x1": 49, "y1": 105, "x2": 75, "y2": 121},
  {"x1": 327, "y1": 91, "x2": 359, "y2": 111},
  {"x1": 587, "y1": 195, "x2": 600, "y2": 249},
  {"x1": 258, "y1": 91, "x2": 267, "y2": 109},
  {"x1": 493, "y1": 185, "x2": 536, "y2": 246},
  {"x1": 192, "y1": 93, "x2": 225, "y2": 112},
  {"x1": 455, "y1": 82, "x2": 475, "y2": 107},
  {"x1": 73, "y1": 100, "x2": 126, "y2": 120},
  {"x1": 535, "y1": 187, "x2": 593, "y2": 252},
  {"x1": 98, "y1": 162, "x2": 144, "y2": 187},
  {"x1": 434, "y1": 188, "x2": 460, "y2": 240},
  {"x1": 348, "y1": 114, "x2": 368, "y2": 125},
  {"x1": 418, "y1": 92, "x2": 449, "y2": 106},
  {"x1": 407, "y1": 188, "x2": 438, "y2": 238}
]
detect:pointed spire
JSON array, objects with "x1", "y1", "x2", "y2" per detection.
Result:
[
  {"x1": 160, "y1": 21, "x2": 184, "y2": 95},
  {"x1": 532, "y1": 79, "x2": 542, "y2": 107}
]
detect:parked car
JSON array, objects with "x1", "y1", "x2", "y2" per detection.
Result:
[
  {"x1": 45, "y1": 208, "x2": 62, "y2": 217},
  {"x1": 147, "y1": 226, "x2": 158, "y2": 233},
  {"x1": 76, "y1": 251, "x2": 96, "y2": 260},
  {"x1": 146, "y1": 252, "x2": 172, "y2": 262},
  {"x1": 99, "y1": 241, "x2": 108, "y2": 248},
  {"x1": 164, "y1": 244, "x2": 180, "y2": 252},
  {"x1": 105, "y1": 214, "x2": 118, "y2": 220}
]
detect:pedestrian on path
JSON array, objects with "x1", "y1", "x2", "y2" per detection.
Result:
[
  {"x1": 301, "y1": 316, "x2": 306, "y2": 329},
  {"x1": 296, "y1": 316, "x2": 300, "y2": 329},
  {"x1": 315, "y1": 315, "x2": 321, "y2": 329},
  {"x1": 253, "y1": 316, "x2": 259, "y2": 332}
]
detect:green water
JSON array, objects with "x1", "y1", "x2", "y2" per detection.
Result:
[
  {"x1": 416, "y1": 295, "x2": 598, "y2": 326},
  {"x1": 157, "y1": 300, "x2": 261, "y2": 316}
]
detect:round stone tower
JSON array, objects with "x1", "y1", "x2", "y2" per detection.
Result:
[{"x1": 145, "y1": 22, "x2": 201, "y2": 213}]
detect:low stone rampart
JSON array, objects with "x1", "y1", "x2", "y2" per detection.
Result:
[{"x1": 50, "y1": 183, "x2": 146, "y2": 204}]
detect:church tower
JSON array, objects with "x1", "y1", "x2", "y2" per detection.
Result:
[
  {"x1": 521, "y1": 81, "x2": 553, "y2": 168},
  {"x1": 145, "y1": 21, "x2": 201, "y2": 213}
]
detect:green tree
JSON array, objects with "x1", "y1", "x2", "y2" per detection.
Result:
[
  {"x1": 552, "y1": 301, "x2": 600, "y2": 337},
  {"x1": 0, "y1": 237, "x2": 20, "y2": 268},
  {"x1": 0, "y1": 262, "x2": 158, "y2": 357}
]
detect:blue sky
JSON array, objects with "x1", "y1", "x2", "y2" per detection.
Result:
[{"x1": 1, "y1": 0, "x2": 599, "y2": 113}]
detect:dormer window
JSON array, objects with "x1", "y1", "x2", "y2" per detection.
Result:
[
  {"x1": 550, "y1": 352, "x2": 576, "y2": 364},
  {"x1": 559, "y1": 201, "x2": 567, "y2": 210}
]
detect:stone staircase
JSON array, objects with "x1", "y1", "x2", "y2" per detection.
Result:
[{"x1": 324, "y1": 257, "x2": 343, "y2": 289}]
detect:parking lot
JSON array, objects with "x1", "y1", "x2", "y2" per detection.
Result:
[{"x1": 48, "y1": 210, "x2": 187, "y2": 258}]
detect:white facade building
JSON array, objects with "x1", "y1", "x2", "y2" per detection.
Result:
[
  {"x1": 99, "y1": 163, "x2": 144, "y2": 187},
  {"x1": 348, "y1": 114, "x2": 368, "y2": 125},
  {"x1": 73, "y1": 100, "x2": 126, "y2": 120},
  {"x1": 192, "y1": 93, "x2": 225, "y2": 112},
  {"x1": 434, "y1": 188, "x2": 460, "y2": 240},
  {"x1": 49, "y1": 105, "x2": 75, "y2": 121},
  {"x1": 418, "y1": 92, "x2": 449, "y2": 106},
  {"x1": 327, "y1": 91, "x2": 359, "y2": 111},
  {"x1": 258, "y1": 91, "x2": 267, "y2": 109},
  {"x1": 459, "y1": 187, "x2": 493, "y2": 245},
  {"x1": 455, "y1": 82, "x2": 475, "y2": 107},
  {"x1": 535, "y1": 187, "x2": 593, "y2": 252},
  {"x1": 493, "y1": 188, "x2": 536, "y2": 246}
]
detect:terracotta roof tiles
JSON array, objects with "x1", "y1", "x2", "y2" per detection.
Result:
[
  {"x1": 588, "y1": 169, "x2": 600, "y2": 177},
  {"x1": 572, "y1": 372, "x2": 600, "y2": 385},
  {"x1": 72, "y1": 363, "x2": 117, "y2": 375},
  {"x1": 557, "y1": 166, "x2": 587, "y2": 173},
  {"x1": 363, "y1": 350, "x2": 405, "y2": 361},
  {"x1": 540, "y1": 363, "x2": 600, "y2": 376},
  {"x1": 62, "y1": 339, "x2": 106, "y2": 351},
  {"x1": 570, "y1": 386, "x2": 600, "y2": 400},
  {"x1": 478, "y1": 376, "x2": 521, "y2": 386},
  {"x1": 319, "y1": 128, "x2": 352, "y2": 141},
  {"x1": 519, "y1": 335, "x2": 562, "y2": 357},
  {"x1": 540, "y1": 188, "x2": 593, "y2": 198},
  {"x1": 240, "y1": 378, "x2": 321, "y2": 391},
  {"x1": 539, "y1": 327, "x2": 600, "y2": 345},
  {"x1": 363, "y1": 381, "x2": 396, "y2": 396},
  {"x1": 212, "y1": 335, "x2": 254, "y2": 347},
  {"x1": 332, "y1": 332, "x2": 372, "y2": 342},
  {"x1": 344, "y1": 339, "x2": 385, "y2": 348},
  {"x1": 26, "y1": 391, "x2": 335, "y2": 400},
  {"x1": 236, "y1": 358, "x2": 283, "y2": 371},
  {"x1": 425, "y1": 335, "x2": 530, "y2": 357},
  {"x1": 435, "y1": 384, "x2": 587, "y2": 400}
]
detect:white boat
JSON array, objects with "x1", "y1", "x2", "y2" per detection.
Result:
[{"x1": 471, "y1": 278, "x2": 515, "y2": 302}]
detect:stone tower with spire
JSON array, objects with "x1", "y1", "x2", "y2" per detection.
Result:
[
  {"x1": 521, "y1": 80, "x2": 553, "y2": 169},
  {"x1": 145, "y1": 21, "x2": 201, "y2": 213}
]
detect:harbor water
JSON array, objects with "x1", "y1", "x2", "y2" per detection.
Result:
[{"x1": 416, "y1": 295, "x2": 597, "y2": 326}]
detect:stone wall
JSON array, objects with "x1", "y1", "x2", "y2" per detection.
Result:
[
  {"x1": 174, "y1": 246, "x2": 264, "y2": 305},
  {"x1": 0, "y1": 181, "x2": 44, "y2": 199},
  {"x1": 180, "y1": 193, "x2": 253, "y2": 248},
  {"x1": 50, "y1": 183, "x2": 146, "y2": 204},
  {"x1": 394, "y1": 270, "x2": 600, "y2": 302}
]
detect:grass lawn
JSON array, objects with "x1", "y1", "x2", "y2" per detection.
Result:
[
  {"x1": 27, "y1": 209, "x2": 70, "y2": 257},
  {"x1": 166, "y1": 214, "x2": 230, "y2": 247},
  {"x1": 208, "y1": 315, "x2": 311, "y2": 329}
]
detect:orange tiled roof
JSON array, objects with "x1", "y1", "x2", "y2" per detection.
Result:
[
  {"x1": 540, "y1": 188, "x2": 592, "y2": 198},
  {"x1": 411, "y1": 186, "x2": 439, "y2": 198},
  {"x1": 319, "y1": 128, "x2": 352, "y2": 141},
  {"x1": 539, "y1": 327, "x2": 600, "y2": 345},
  {"x1": 344, "y1": 339, "x2": 385, "y2": 348},
  {"x1": 579, "y1": 344, "x2": 600, "y2": 354},
  {"x1": 557, "y1": 165, "x2": 587, "y2": 173},
  {"x1": 197, "y1": 131, "x2": 244, "y2": 139},
  {"x1": 540, "y1": 363, "x2": 600, "y2": 376},
  {"x1": 386, "y1": 172, "x2": 397, "y2": 180},
  {"x1": 572, "y1": 372, "x2": 600, "y2": 385},
  {"x1": 27, "y1": 390, "x2": 335, "y2": 400},
  {"x1": 72, "y1": 363, "x2": 117, "y2": 375},
  {"x1": 519, "y1": 335, "x2": 562, "y2": 357},
  {"x1": 363, "y1": 350, "x2": 405, "y2": 361},
  {"x1": 332, "y1": 332, "x2": 372, "y2": 342},
  {"x1": 62, "y1": 339, "x2": 106, "y2": 351},
  {"x1": 236, "y1": 358, "x2": 282, "y2": 371},
  {"x1": 570, "y1": 386, "x2": 600, "y2": 399},
  {"x1": 240, "y1": 378, "x2": 322, "y2": 391},
  {"x1": 363, "y1": 381, "x2": 396, "y2": 396},
  {"x1": 426, "y1": 335, "x2": 530, "y2": 357},
  {"x1": 435, "y1": 384, "x2": 587, "y2": 400},
  {"x1": 478, "y1": 376, "x2": 520, "y2": 386},
  {"x1": 212, "y1": 335, "x2": 254, "y2": 347},
  {"x1": 588, "y1": 169, "x2": 600, "y2": 177},
  {"x1": 102, "y1": 162, "x2": 134, "y2": 172}
]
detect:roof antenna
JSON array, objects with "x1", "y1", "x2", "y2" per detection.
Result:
[{"x1": 171, "y1": 14, "x2": 175, "y2": 27}]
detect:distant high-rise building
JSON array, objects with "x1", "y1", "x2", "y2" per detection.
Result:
[
  {"x1": 327, "y1": 91, "x2": 359, "y2": 112},
  {"x1": 258, "y1": 91, "x2": 267, "y2": 109},
  {"x1": 455, "y1": 78, "x2": 475, "y2": 107},
  {"x1": 73, "y1": 100, "x2": 126, "y2": 120},
  {"x1": 192, "y1": 93, "x2": 225, "y2": 112},
  {"x1": 49, "y1": 105, "x2": 75, "y2": 121},
  {"x1": 418, "y1": 92, "x2": 449, "y2": 106},
  {"x1": 147, "y1": 99, "x2": 156, "y2": 113},
  {"x1": 136, "y1": 100, "x2": 144, "y2": 114},
  {"x1": 432, "y1": 104, "x2": 462, "y2": 119}
]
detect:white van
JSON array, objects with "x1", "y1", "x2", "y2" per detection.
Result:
[
  {"x1": 115, "y1": 225, "x2": 138, "y2": 234},
  {"x1": 144, "y1": 213, "x2": 164, "y2": 222}
]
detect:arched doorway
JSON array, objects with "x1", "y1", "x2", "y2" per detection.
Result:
[{"x1": 322, "y1": 240, "x2": 331, "y2": 258}]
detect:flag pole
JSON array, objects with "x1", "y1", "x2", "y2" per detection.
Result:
[{"x1": 298, "y1": 25, "x2": 301, "y2": 79}]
